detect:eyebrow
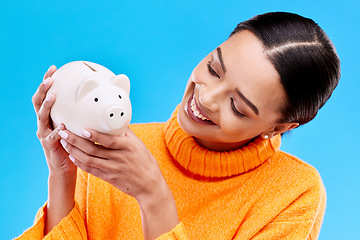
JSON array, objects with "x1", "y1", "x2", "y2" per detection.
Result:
[
  {"x1": 235, "y1": 89, "x2": 260, "y2": 115},
  {"x1": 217, "y1": 47, "x2": 260, "y2": 116},
  {"x1": 217, "y1": 47, "x2": 226, "y2": 73}
]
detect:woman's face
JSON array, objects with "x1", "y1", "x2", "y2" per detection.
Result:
[{"x1": 178, "y1": 30, "x2": 295, "y2": 151}]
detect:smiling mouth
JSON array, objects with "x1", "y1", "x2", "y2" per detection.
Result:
[
  {"x1": 186, "y1": 93, "x2": 215, "y2": 125},
  {"x1": 190, "y1": 97, "x2": 210, "y2": 120}
]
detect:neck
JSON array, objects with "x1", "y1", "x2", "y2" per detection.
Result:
[{"x1": 163, "y1": 105, "x2": 282, "y2": 178}]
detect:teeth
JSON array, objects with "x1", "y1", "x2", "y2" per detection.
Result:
[{"x1": 191, "y1": 97, "x2": 210, "y2": 121}]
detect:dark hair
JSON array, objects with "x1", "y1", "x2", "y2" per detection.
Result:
[{"x1": 230, "y1": 12, "x2": 340, "y2": 125}]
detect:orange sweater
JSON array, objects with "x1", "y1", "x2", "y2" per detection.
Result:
[{"x1": 17, "y1": 108, "x2": 326, "y2": 239}]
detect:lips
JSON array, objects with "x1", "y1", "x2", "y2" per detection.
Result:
[
  {"x1": 190, "y1": 97, "x2": 210, "y2": 120},
  {"x1": 186, "y1": 93, "x2": 215, "y2": 125}
]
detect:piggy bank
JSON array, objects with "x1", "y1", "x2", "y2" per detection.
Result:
[{"x1": 47, "y1": 61, "x2": 132, "y2": 136}]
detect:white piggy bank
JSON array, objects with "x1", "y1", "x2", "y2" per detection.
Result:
[{"x1": 47, "y1": 61, "x2": 132, "y2": 136}]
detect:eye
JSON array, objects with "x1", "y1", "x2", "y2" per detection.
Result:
[
  {"x1": 94, "y1": 98, "x2": 99, "y2": 102},
  {"x1": 207, "y1": 61, "x2": 220, "y2": 79},
  {"x1": 230, "y1": 98, "x2": 246, "y2": 118},
  {"x1": 118, "y1": 95, "x2": 122, "y2": 99}
]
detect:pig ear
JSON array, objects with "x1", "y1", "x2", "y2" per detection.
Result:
[
  {"x1": 110, "y1": 74, "x2": 130, "y2": 95},
  {"x1": 75, "y1": 78, "x2": 99, "y2": 101}
]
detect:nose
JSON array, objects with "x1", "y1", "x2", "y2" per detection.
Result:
[
  {"x1": 198, "y1": 84, "x2": 223, "y2": 112},
  {"x1": 105, "y1": 106, "x2": 127, "y2": 130}
]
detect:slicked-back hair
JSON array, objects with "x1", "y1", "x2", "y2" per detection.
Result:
[{"x1": 230, "y1": 12, "x2": 340, "y2": 125}]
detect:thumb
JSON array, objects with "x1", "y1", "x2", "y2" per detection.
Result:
[{"x1": 43, "y1": 124, "x2": 65, "y2": 151}]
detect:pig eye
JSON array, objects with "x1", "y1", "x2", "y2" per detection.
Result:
[
  {"x1": 118, "y1": 95, "x2": 122, "y2": 99},
  {"x1": 94, "y1": 98, "x2": 99, "y2": 102}
]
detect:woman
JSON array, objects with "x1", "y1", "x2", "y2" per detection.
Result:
[{"x1": 17, "y1": 12, "x2": 340, "y2": 239}]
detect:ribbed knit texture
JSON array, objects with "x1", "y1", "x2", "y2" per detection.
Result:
[
  {"x1": 164, "y1": 108, "x2": 281, "y2": 178},
  {"x1": 16, "y1": 107, "x2": 326, "y2": 240}
]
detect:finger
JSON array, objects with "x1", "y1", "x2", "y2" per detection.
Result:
[
  {"x1": 33, "y1": 65, "x2": 56, "y2": 113},
  {"x1": 43, "y1": 65, "x2": 57, "y2": 81},
  {"x1": 122, "y1": 127, "x2": 147, "y2": 149},
  {"x1": 69, "y1": 154, "x2": 106, "y2": 179},
  {"x1": 59, "y1": 129, "x2": 111, "y2": 160},
  {"x1": 41, "y1": 124, "x2": 65, "y2": 151},
  {"x1": 69, "y1": 153, "x2": 128, "y2": 191},
  {"x1": 124, "y1": 128, "x2": 144, "y2": 144},
  {"x1": 80, "y1": 128, "x2": 130, "y2": 150},
  {"x1": 63, "y1": 139, "x2": 110, "y2": 170},
  {"x1": 36, "y1": 93, "x2": 56, "y2": 136},
  {"x1": 32, "y1": 77, "x2": 54, "y2": 113},
  {"x1": 124, "y1": 127, "x2": 137, "y2": 138}
]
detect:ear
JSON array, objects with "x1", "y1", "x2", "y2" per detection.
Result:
[
  {"x1": 75, "y1": 78, "x2": 99, "y2": 101},
  {"x1": 262, "y1": 122, "x2": 300, "y2": 139},
  {"x1": 110, "y1": 74, "x2": 130, "y2": 95}
]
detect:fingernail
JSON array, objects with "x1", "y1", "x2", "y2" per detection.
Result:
[
  {"x1": 58, "y1": 130, "x2": 68, "y2": 140},
  {"x1": 43, "y1": 77, "x2": 51, "y2": 85},
  {"x1": 57, "y1": 124, "x2": 65, "y2": 131},
  {"x1": 48, "y1": 65, "x2": 54, "y2": 72},
  {"x1": 69, "y1": 155, "x2": 75, "y2": 162},
  {"x1": 60, "y1": 139, "x2": 67, "y2": 148},
  {"x1": 81, "y1": 130, "x2": 91, "y2": 138},
  {"x1": 45, "y1": 93, "x2": 53, "y2": 102}
]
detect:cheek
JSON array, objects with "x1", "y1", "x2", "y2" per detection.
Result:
[
  {"x1": 218, "y1": 113, "x2": 246, "y2": 135},
  {"x1": 218, "y1": 114, "x2": 265, "y2": 140}
]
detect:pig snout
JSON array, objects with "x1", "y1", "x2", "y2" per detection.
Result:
[{"x1": 104, "y1": 106, "x2": 127, "y2": 131}]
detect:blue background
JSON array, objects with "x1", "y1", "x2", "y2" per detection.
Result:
[{"x1": 1, "y1": 0, "x2": 359, "y2": 239}]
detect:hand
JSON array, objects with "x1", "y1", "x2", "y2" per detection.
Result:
[
  {"x1": 33, "y1": 65, "x2": 77, "y2": 235},
  {"x1": 32, "y1": 65, "x2": 76, "y2": 177},
  {"x1": 58, "y1": 128, "x2": 180, "y2": 239},
  {"x1": 58, "y1": 127, "x2": 167, "y2": 199}
]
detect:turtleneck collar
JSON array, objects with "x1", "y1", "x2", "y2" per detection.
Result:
[{"x1": 163, "y1": 107, "x2": 281, "y2": 178}]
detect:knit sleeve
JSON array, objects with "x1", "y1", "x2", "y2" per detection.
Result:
[
  {"x1": 155, "y1": 222, "x2": 189, "y2": 240},
  {"x1": 14, "y1": 169, "x2": 89, "y2": 239},
  {"x1": 249, "y1": 181, "x2": 326, "y2": 240},
  {"x1": 15, "y1": 201, "x2": 87, "y2": 240}
]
